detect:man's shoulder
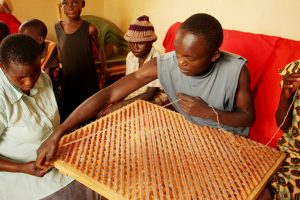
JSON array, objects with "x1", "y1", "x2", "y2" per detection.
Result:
[
  {"x1": 220, "y1": 51, "x2": 247, "y2": 62},
  {"x1": 38, "y1": 72, "x2": 53, "y2": 88},
  {"x1": 157, "y1": 51, "x2": 176, "y2": 62},
  {"x1": 54, "y1": 21, "x2": 61, "y2": 27}
]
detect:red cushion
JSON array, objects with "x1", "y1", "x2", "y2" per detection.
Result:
[
  {"x1": 162, "y1": 22, "x2": 182, "y2": 52},
  {"x1": 0, "y1": 13, "x2": 21, "y2": 33},
  {"x1": 221, "y1": 30, "x2": 300, "y2": 148}
]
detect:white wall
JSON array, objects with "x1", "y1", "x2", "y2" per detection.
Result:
[
  {"x1": 104, "y1": 0, "x2": 300, "y2": 51},
  {"x1": 9, "y1": 0, "x2": 300, "y2": 52},
  {"x1": 9, "y1": 0, "x2": 104, "y2": 41}
]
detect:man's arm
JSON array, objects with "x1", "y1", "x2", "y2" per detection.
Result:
[
  {"x1": 36, "y1": 58, "x2": 158, "y2": 168},
  {"x1": 99, "y1": 87, "x2": 159, "y2": 117},
  {"x1": 89, "y1": 24, "x2": 108, "y2": 88},
  {"x1": 89, "y1": 24, "x2": 107, "y2": 69},
  {"x1": 43, "y1": 46, "x2": 60, "y2": 82},
  {"x1": 177, "y1": 64, "x2": 254, "y2": 127}
]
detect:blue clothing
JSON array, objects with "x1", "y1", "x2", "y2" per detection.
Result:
[
  {"x1": 157, "y1": 51, "x2": 248, "y2": 136},
  {"x1": 0, "y1": 69, "x2": 73, "y2": 200}
]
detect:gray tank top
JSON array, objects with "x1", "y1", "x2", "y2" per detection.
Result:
[{"x1": 157, "y1": 51, "x2": 249, "y2": 136}]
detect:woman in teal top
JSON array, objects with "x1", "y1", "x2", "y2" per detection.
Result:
[{"x1": 0, "y1": 34, "x2": 102, "y2": 199}]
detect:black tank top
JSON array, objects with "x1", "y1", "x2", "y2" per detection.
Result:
[{"x1": 55, "y1": 20, "x2": 99, "y2": 97}]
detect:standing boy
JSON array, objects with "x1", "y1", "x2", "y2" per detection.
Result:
[{"x1": 56, "y1": 0, "x2": 107, "y2": 121}]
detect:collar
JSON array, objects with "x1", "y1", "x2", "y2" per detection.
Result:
[
  {"x1": 192, "y1": 61, "x2": 217, "y2": 79},
  {"x1": 0, "y1": 69, "x2": 40, "y2": 104}
]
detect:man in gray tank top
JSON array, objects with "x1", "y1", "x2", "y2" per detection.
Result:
[{"x1": 36, "y1": 13, "x2": 255, "y2": 168}]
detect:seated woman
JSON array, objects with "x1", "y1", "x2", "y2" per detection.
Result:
[
  {"x1": 258, "y1": 59, "x2": 300, "y2": 199},
  {"x1": 0, "y1": 34, "x2": 102, "y2": 200}
]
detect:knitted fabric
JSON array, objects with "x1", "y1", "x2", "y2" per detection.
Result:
[{"x1": 124, "y1": 15, "x2": 157, "y2": 43}]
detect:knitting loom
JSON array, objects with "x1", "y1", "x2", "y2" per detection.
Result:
[{"x1": 54, "y1": 100, "x2": 286, "y2": 200}]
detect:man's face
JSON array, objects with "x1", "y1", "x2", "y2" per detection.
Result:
[
  {"x1": 61, "y1": 0, "x2": 84, "y2": 19},
  {"x1": 174, "y1": 29, "x2": 217, "y2": 76},
  {"x1": 129, "y1": 42, "x2": 153, "y2": 59}
]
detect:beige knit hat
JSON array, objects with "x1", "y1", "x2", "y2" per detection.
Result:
[{"x1": 124, "y1": 15, "x2": 157, "y2": 43}]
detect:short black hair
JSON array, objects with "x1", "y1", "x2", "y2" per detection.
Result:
[
  {"x1": 180, "y1": 13, "x2": 223, "y2": 53},
  {"x1": 0, "y1": 21, "x2": 10, "y2": 42},
  {"x1": 0, "y1": 34, "x2": 40, "y2": 66},
  {"x1": 19, "y1": 19, "x2": 48, "y2": 39}
]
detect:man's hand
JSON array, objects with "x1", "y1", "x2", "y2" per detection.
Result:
[{"x1": 176, "y1": 93, "x2": 211, "y2": 118}]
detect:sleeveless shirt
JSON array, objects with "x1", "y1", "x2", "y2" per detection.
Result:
[
  {"x1": 55, "y1": 20, "x2": 99, "y2": 97},
  {"x1": 157, "y1": 51, "x2": 249, "y2": 136}
]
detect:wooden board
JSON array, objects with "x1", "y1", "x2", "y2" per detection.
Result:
[{"x1": 54, "y1": 100, "x2": 286, "y2": 200}]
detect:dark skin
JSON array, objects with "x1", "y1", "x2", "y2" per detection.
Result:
[
  {"x1": 36, "y1": 28, "x2": 254, "y2": 169},
  {"x1": 0, "y1": 57, "x2": 52, "y2": 176},
  {"x1": 98, "y1": 87, "x2": 158, "y2": 117},
  {"x1": 100, "y1": 41, "x2": 158, "y2": 116},
  {"x1": 18, "y1": 27, "x2": 60, "y2": 81},
  {"x1": 59, "y1": 0, "x2": 107, "y2": 79},
  {"x1": 129, "y1": 41, "x2": 153, "y2": 66},
  {"x1": 276, "y1": 73, "x2": 300, "y2": 130}
]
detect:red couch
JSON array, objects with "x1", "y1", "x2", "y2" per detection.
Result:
[
  {"x1": 0, "y1": 13, "x2": 21, "y2": 33},
  {"x1": 163, "y1": 25, "x2": 300, "y2": 148},
  {"x1": 221, "y1": 30, "x2": 300, "y2": 148}
]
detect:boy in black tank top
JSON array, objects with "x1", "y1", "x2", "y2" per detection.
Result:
[{"x1": 56, "y1": 0, "x2": 107, "y2": 122}]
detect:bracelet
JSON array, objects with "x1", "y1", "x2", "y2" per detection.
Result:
[{"x1": 209, "y1": 105, "x2": 220, "y2": 128}]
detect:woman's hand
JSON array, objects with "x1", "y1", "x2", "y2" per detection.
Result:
[
  {"x1": 282, "y1": 73, "x2": 300, "y2": 99},
  {"x1": 35, "y1": 135, "x2": 60, "y2": 170},
  {"x1": 20, "y1": 161, "x2": 52, "y2": 177}
]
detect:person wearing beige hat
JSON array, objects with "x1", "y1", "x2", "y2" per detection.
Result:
[{"x1": 99, "y1": 15, "x2": 167, "y2": 116}]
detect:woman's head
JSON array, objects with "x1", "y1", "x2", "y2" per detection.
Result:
[
  {"x1": 124, "y1": 15, "x2": 157, "y2": 58},
  {"x1": 0, "y1": 34, "x2": 41, "y2": 94},
  {"x1": 174, "y1": 13, "x2": 223, "y2": 76}
]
